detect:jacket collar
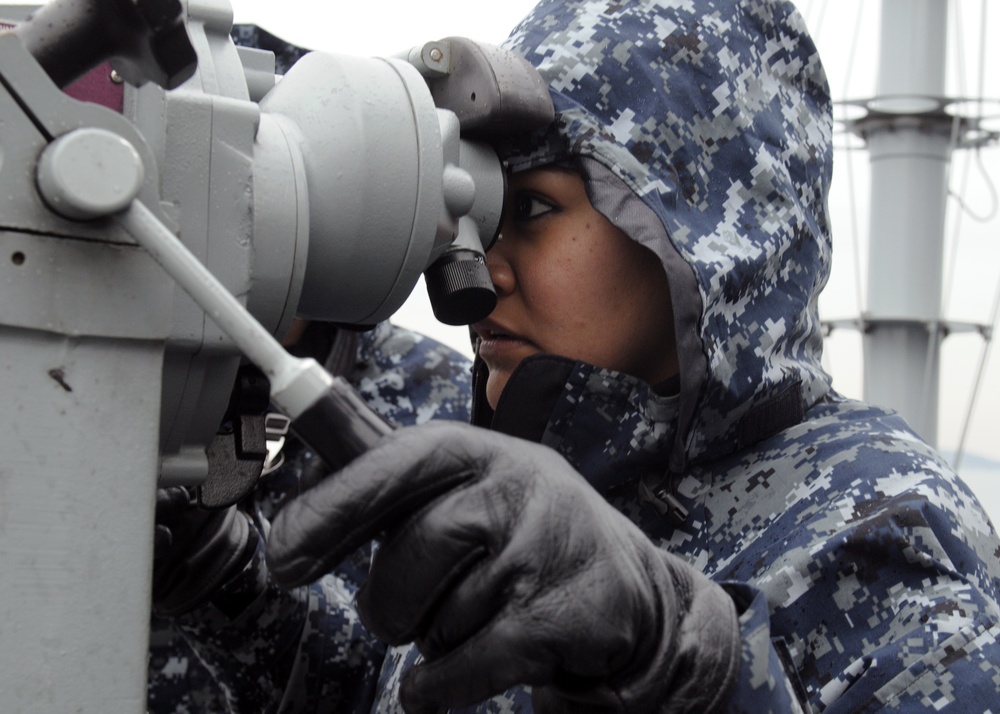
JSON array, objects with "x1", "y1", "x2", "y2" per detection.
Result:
[{"x1": 472, "y1": 354, "x2": 681, "y2": 497}]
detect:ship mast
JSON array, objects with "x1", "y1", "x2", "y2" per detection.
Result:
[
  {"x1": 845, "y1": 0, "x2": 998, "y2": 448},
  {"x1": 859, "y1": 0, "x2": 950, "y2": 444}
]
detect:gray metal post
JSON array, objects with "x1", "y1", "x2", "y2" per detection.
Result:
[
  {"x1": 862, "y1": 0, "x2": 950, "y2": 444},
  {"x1": 0, "y1": 329, "x2": 163, "y2": 713}
]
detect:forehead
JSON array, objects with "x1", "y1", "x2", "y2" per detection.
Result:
[{"x1": 507, "y1": 164, "x2": 583, "y2": 190}]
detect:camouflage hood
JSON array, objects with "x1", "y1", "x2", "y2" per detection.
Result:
[{"x1": 494, "y1": 0, "x2": 834, "y2": 468}]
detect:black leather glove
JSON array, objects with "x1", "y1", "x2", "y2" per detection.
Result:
[
  {"x1": 267, "y1": 422, "x2": 740, "y2": 713},
  {"x1": 152, "y1": 487, "x2": 258, "y2": 616}
]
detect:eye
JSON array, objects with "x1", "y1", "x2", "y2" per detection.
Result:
[{"x1": 514, "y1": 192, "x2": 556, "y2": 221}]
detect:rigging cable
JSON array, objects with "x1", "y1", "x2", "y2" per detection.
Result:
[
  {"x1": 842, "y1": 0, "x2": 865, "y2": 310},
  {"x1": 822, "y1": 0, "x2": 867, "y2": 392},
  {"x1": 952, "y1": 0, "x2": 998, "y2": 471},
  {"x1": 801, "y1": 0, "x2": 828, "y2": 44},
  {"x1": 948, "y1": 151, "x2": 999, "y2": 223},
  {"x1": 936, "y1": 0, "x2": 968, "y2": 466},
  {"x1": 954, "y1": 252, "x2": 1000, "y2": 472},
  {"x1": 922, "y1": 0, "x2": 979, "y2": 444},
  {"x1": 941, "y1": 0, "x2": 968, "y2": 318}
]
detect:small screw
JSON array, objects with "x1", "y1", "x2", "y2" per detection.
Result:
[
  {"x1": 110, "y1": 69, "x2": 124, "y2": 84},
  {"x1": 429, "y1": 47, "x2": 444, "y2": 62}
]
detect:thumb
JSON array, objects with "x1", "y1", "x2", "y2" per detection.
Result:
[{"x1": 266, "y1": 422, "x2": 488, "y2": 586}]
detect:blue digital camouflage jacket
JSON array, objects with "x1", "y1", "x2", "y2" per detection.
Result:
[
  {"x1": 444, "y1": 0, "x2": 1000, "y2": 711},
  {"x1": 156, "y1": 1, "x2": 1000, "y2": 712}
]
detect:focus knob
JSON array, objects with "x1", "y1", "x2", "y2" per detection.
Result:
[{"x1": 424, "y1": 250, "x2": 497, "y2": 326}]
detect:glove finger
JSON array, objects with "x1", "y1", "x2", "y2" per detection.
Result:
[
  {"x1": 153, "y1": 523, "x2": 173, "y2": 555},
  {"x1": 403, "y1": 598, "x2": 643, "y2": 714},
  {"x1": 155, "y1": 486, "x2": 195, "y2": 521},
  {"x1": 400, "y1": 611, "x2": 563, "y2": 713},
  {"x1": 266, "y1": 422, "x2": 497, "y2": 586},
  {"x1": 357, "y1": 475, "x2": 517, "y2": 644},
  {"x1": 416, "y1": 515, "x2": 666, "y2": 674}
]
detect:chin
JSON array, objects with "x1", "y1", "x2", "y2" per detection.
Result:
[{"x1": 485, "y1": 375, "x2": 507, "y2": 411}]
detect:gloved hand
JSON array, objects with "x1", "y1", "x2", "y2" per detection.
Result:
[
  {"x1": 152, "y1": 487, "x2": 258, "y2": 616},
  {"x1": 267, "y1": 422, "x2": 740, "y2": 713}
]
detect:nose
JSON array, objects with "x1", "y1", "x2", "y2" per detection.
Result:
[{"x1": 485, "y1": 230, "x2": 515, "y2": 296}]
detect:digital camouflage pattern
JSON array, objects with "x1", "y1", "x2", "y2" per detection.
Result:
[
  {"x1": 152, "y1": 1, "x2": 1000, "y2": 712},
  {"x1": 475, "y1": 363, "x2": 1000, "y2": 710},
  {"x1": 146, "y1": 322, "x2": 473, "y2": 713},
  {"x1": 494, "y1": 0, "x2": 833, "y2": 470},
  {"x1": 454, "y1": 0, "x2": 1000, "y2": 710}
]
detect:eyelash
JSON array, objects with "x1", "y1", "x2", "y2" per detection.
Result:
[{"x1": 514, "y1": 193, "x2": 557, "y2": 221}]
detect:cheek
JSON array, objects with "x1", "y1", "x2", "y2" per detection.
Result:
[
  {"x1": 519, "y1": 243, "x2": 590, "y2": 312},
  {"x1": 545, "y1": 250, "x2": 636, "y2": 353},
  {"x1": 580, "y1": 240, "x2": 675, "y2": 377},
  {"x1": 614, "y1": 266, "x2": 677, "y2": 379}
]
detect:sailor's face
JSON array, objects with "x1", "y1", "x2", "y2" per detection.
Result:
[{"x1": 473, "y1": 166, "x2": 678, "y2": 409}]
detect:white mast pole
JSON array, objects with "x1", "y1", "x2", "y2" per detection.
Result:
[{"x1": 862, "y1": 0, "x2": 951, "y2": 445}]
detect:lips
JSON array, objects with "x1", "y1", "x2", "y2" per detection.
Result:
[
  {"x1": 474, "y1": 319, "x2": 525, "y2": 343},
  {"x1": 475, "y1": 325, "x2": 514, "y2": 341},
  {"x1": 474, "y1": 321, "x2": 537, "y2": 364}
]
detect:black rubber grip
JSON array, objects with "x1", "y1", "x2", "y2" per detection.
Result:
[{"x1": 291, "y1": 376, "x2": 394, "y2": 478}]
